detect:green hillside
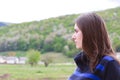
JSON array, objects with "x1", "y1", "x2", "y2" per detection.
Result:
[{"x1": 0, "y1": 7, "x2": 120, "y2": 57}]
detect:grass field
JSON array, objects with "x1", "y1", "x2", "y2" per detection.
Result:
[{"x1": 0, "y1": 64, "x2": 75, "y2": 80}]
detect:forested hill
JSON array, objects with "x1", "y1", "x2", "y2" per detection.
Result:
[{"x1": 0, "y1": 7, "x2": 120, "y2": 57}]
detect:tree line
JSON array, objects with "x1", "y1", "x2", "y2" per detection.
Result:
[{"x1": 0, "y1": 7, "x2": 120, "y2": 57}]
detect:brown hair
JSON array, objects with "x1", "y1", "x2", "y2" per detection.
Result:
[{"x1": 75, "y1": 13, "x2": 119, "y2": 71}]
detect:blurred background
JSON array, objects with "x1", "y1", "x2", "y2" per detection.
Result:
[{"x1": 0, "y1": 0, "x2": 120, "y2": 80}]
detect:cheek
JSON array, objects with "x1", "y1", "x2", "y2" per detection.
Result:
[
  {"x1": 77, "y1": 33, "x2": 82, "y2": 41},
  {"x1": 77, "y1": 33, "x2": 83, "y2": 48},
  {"x1": 78, "y1": 36, "x2": 82, "y2": 44}
]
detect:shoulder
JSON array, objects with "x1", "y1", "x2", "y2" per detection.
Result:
[
  {"x1": 101, "y1": 56, "x2": 120, "y2": 80},
  {"x1": 102, "y1": 55, "x2": 120, "y2": 67},
  {"x1": 97, "y1": 55, "x2": 120, "y2": 70},
  {"x1": 95, "y1": 55, "x2": 120, "y2": 74},
  {"x1": 103, "y1": 60, "x2": 120, "y2": 80},
  {"x1": 106, "y1": 60, "x2": 120, "y2": 72},
  {"x1": 94, "y1": 56, "x2": 120, "y2": 80}
]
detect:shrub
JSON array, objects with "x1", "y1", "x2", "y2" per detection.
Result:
[{"x1": 26, "y1": 49, "x2": 41, "y2": 66}]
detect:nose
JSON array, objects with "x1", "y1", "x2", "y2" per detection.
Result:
[{"x1": 72, "y1": 33, "x2": 75, "y2": 41}]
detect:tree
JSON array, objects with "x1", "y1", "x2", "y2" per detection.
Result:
[
  {"x1": 26, "y1": 49, "x2": 41, "y2": 66},
  {"x1": 41, "y1": 53, "x2": 54, "y2": 67}
]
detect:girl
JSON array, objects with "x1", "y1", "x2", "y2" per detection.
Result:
[{"x1": 68, "y1": 13, "x2": 120, "y2": 80}]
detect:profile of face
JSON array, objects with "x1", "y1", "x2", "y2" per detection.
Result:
[{"x1": 72, "y1": 24, "x2": 83, "y2": 49}]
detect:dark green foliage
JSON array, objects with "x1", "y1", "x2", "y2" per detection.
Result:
[
  {"x1": 17, "y1": 38, "x2": 28, "y2": 51},
  {"x1": 53, "y1": 37, "x2": 66, "y2": 52}
]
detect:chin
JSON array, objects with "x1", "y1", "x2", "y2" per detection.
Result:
[
  {"x1": 76, "y1": 46, "x2": 82, "y2": 49},
  {"x1": 76, "y1": 46, "x2": 80, "y2": 49}
]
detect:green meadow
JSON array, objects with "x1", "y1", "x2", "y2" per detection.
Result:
[
  {"x1": 0, "y1": 51, "x2": 76, "y2": 80},
  {"x1": 0, "y1": 64, "x2": 75, "y2": 80}
]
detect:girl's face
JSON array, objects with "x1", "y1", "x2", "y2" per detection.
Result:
[{"x1": 72, "y1": 24, "x2": 83, "y2": 49}]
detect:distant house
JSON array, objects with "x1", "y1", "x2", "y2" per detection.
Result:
[
  {"x1": 0, "y1": 56, "x2": 27, "y2": 64},
  {"x1": 0, "y1": 56, "x2": 6, "y2": 63},
  {"x1": 5, "y1": 57, "x2": 19, "y2": 64},
  {"x1": 18, "y1": 57, "x2": 27, "y2": 64}
]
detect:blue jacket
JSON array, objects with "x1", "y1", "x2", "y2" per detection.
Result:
[{"x1": 68, "y1": 52, "x2": 120, "y2": 80}]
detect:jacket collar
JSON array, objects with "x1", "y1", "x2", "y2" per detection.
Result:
[{"x1": 74, "y1": 51, "x2": 90, "y2": 72}]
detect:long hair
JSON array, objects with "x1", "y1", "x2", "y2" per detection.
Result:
[{"x1": 75, "y1": 13, "x2": 118, "y2": 71}]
